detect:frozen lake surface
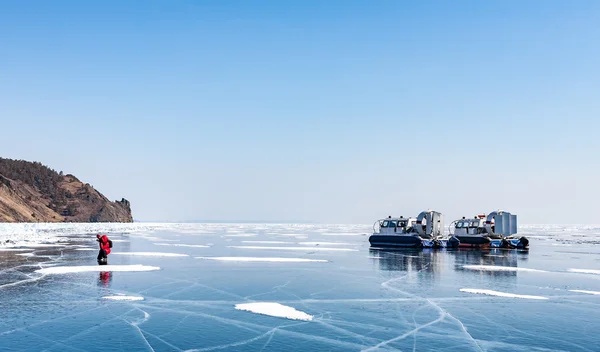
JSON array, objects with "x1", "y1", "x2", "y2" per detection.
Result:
[{"x1": 1, "y1": 223, "x2": 599, "y2": 351}]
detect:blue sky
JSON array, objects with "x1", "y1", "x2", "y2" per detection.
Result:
[{"x1": 1, "y1": 1, "x2": 599, "y2": 223}]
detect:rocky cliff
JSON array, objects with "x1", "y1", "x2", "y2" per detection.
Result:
[{"x1": 0, "y1": 158, "x2": 133, "y2": 222}]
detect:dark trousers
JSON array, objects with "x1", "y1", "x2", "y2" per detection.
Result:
[{"x1": 97, "y1": 249, "x2": 107, "y2": 261}]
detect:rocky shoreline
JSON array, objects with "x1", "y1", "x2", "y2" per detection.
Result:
[{"x1": 0, "y1": 158, "x2": 133, "y2": 223}]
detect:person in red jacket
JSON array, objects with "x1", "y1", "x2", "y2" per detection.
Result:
[{"x1": 96, "y1": 234, "x2": 113, "y2": 265}]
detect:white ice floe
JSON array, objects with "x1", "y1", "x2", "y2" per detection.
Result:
[
  {"x1": 0, "y1": 223, "x2": 362, "y2": 249},
  {"x1": 296, "y1": 242, "x2": 353, "y2": 246},
  {"x1": 16, "y1": 253, "x2": 35, "y2": 257},
  {"x1": 321, "y1": 232, "x2": 365, "y2": 236},
  {"x1": 103, "y1": 295, "x2": 145, "y2": 301},
  {"x1": 20, "y1": 244, "x2": 64, "y2": 248},
  {"x1": 0, "y1": 248, "x2": 33, "y2": 251},
  {"x1": 224, "y1": 234, "x2": 257, "y2": 237},
  {"x1": 239, "y1": 241, "x2": 352, "y2": 246},
  {"x1": 460, "y1": 289, "x2": 548, "y2": 300},
  {"x1": 154, "y1": 243, "x2": 210, "y2": 248},
  {"x1": 567, "y1": 269, "x2": 600, "y2": 275},
  {"x1": 0, "y1": 224, "x2": 89, "y2": 246},
  {"x1": 463, "y1": 265, "x2": 547, "y2": 273},
  {"x1": 234, "y1": 302, "x2": 313, "y2": 321},
  {"x1": 75, "y1": 248, "x2": 96, "y2": 251},
  {"x1": 111, "y1": 252, "x2": 189, "y2": 257},
  {"x1": 137, "y1": 236, "x2": 169, "y2": 241},
  {"x1": 142, "y1": 238, "x2": 181, "y2": 242},
  {"x1": 56, "y1": 238, "x2": 90, "y2": 243},
  {"x1": 196, "y1": 257, "x2": 328, "y2": 263},
  {"x1": 35, "y1": 264, "x2": 161, "y2": 274},
  {"x1": 228, "y1": 246, "x2": 358, "y2": 252},
  {"x1": 569, "y1": 290, "x2": 600, "y2": 295}
]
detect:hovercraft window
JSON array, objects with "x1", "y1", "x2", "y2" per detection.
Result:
[{"x1": 382, "y1": 220, "x2": 397, "y2": 228}]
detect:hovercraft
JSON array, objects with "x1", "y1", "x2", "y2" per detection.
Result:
[
  {"x1": 448, "y1": 210, "x2": 529, "y2": 249},
  {"x1": 369, "y1": 210, "x2": 446, "y2": 249}
]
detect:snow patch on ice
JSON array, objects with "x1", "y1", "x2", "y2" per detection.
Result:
[
  {"x1": 241, "y1": 240, "x2": 353, "y2": 246},
  {"x1": 103, "y1": 295, "x2": 145, "y2": 301},
  {"x1": 196, "y1": 256, "x2": 328, "y2": 263},
  {"x1": 228, "y1": 246, "x2": 358, "y2": 252},
  {"x1": 297, "y1": 242, "x2": 353, "y2": 246},
  {"x1": 569, "y1": 290, "x2": 600, "y2": 295},
  {"x1": 137, "y1": 236, "x2": 170, "y2": 241},
  {"x1": 234, "y1": 302, "x2": 313, "y2": 321},
  {"x1": 567, "y1": 269, "x2": 600, "y2": 275},
  {"x1": 463, "y1": 265, "x2": 547, "y2": 273},
  {"x1": 112, "y1": 252, "x2": 189, "y2": 257},
  {"x1": 460, "y1": 289, "x2": 548, "y2": 300},
  {"x1": 0, "y1": 223, "x2": 178, "y2": 248},
  {"x1": 35, "y1": 264, "x2": 160, "y2": 274},
  {"x1": 154, "y1": 243, "x2": 210, "y2": 248},
  {"x1": 321, "y1": 232, "x2": 365, "y2": 236},
  {"x1": 20, "y1": 244, "x2": 64, "y2": 248},
  {"x1": 75, "y1": 248, "x2": 96, "y2": 251}
]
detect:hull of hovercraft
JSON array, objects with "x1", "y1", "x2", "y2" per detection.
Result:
[{"x1": 368, "y1": 235, "x2": 448, "y2": 249}]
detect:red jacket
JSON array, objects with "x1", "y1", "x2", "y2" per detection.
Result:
[{"x1": 99, "y1": 235, "x2": 111, "y2": 255}]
